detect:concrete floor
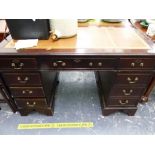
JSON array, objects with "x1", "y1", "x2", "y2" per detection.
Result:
[{"x1": 0, "y1": 71, "x2": 155, "y2": 135}]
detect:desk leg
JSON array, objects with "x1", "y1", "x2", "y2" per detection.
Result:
[
  {"x1": 0, "y1": 86, "x2": 17, "y2": 112},
  {"x1": 141, "y1": 77, "x2": 155, "y2": 102}
]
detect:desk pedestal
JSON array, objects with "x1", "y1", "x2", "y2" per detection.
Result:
[{"x1": 95, "y1": 71, "x2": 151, "y2": 116}]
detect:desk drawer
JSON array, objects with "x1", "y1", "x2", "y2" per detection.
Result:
[
  {"x1": 107, "y1": 97, "x2": 138, "y2": 107},
  {"x1": 110, "y1": 86, "x2": 145, "y2": 97},
  {"x1": 0, "y1": 58, "x2": 37, "y2": 70},
  {"x1": 116, "y1": 73, "x2": 152, "y2": 85},
  {"x1": 3, "y1": 73, "x2": 42, "y2": 86},
  {"x1": 118, "y1": 58, "x2": 155, "y2": 70},
  {"x1": 10, "y1": 87, "x2": 45, "y2": 97},
  {"x1": 46, "y1": 58, "x2": 116, "y2": 69},
  {"x1": 15, "y1": 98, "x2": 47, "y2": 108}
]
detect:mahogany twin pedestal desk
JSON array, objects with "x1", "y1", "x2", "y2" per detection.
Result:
[{"x1": 0, "y1": 23, "x2": 155, "y2": 116}]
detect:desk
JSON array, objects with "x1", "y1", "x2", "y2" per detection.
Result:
[{"x1": 0, "y1": 21, "x2": 155, "y2": 116}]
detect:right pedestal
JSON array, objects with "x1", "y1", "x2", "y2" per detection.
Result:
[{"x1": 95, "y1": 71, "x2": 152, "y2": 116}]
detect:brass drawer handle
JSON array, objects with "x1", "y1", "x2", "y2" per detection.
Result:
[
  {"x1": 140, "y1": 62, "x2": 144, "y2": 67},
  {"x1": 127, "y1": 77, "x2": 139, "y2": 84},
  {"x1": 131, "y1": 62, "x2": 135, "y2": 67},
  {"x1": 26, "y1": 101, "x2": 36, "y2": 106},
  {"x1": 17, "y1": 76, "x2": 29, "y2": 83},
  {"x1": 53, "y1": 61, "x2": 66, "y2": 67},
  {"x1": 89, "y1": 62, "x2": 93, "y2": 67},
  {"x1": 131, "y1": 62, "x2": 144, "y2": 68},
  {"x1": 119, "y1": 100, "x2": 129, "y2": 105},
  {"x1": 22, "y1": 90, "x2": 33, "y2": 94},
  {"x1": 56, "y1": 61, "x2": 66, "y2": 67},
  {"x1": 61, "y1": 62, "x2": 66, "y2": 67},
  {"x1": 53, "y1": 62, "x2": 58, "y2": 67},
  {"x1": 122, "y1": 89, "x2": 133, "y2": 96},
  {"x1": 98, "y1": 62, "x2": 102, "y2": 67},
  {"x1": 11, "y1": 60, "x2": 24, "y2": 70}
]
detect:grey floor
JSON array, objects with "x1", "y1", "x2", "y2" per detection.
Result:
[{"x1": 0, "y1": 71, "x2": 155, "y2": 135}]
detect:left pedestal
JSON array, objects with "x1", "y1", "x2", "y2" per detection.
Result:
[{"x1": 0, "y1": 57, "x2": 59, "y2": 116}]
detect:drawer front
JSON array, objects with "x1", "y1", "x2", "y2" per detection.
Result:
[
  {"x1": 10, "y1": 87, "x2": 45, "y2": 97},
  {"x1": 3, "y1": 73, "x2": 42, "y2": 86},
  {"x1": 107, "y1": 97, "x2": 139, "y2": 107},
  {"x1": 118, "y1": 58, "x2": 155, "y2": 70},
  {"x1": 116, "y1": 73, "x2": 152, "y2": 85},
  {"x1": 15, "y1": 98, "x2": 47, "y2": 108},
  {"x1": 0, "y1": 58, "x2": 37, "y2": 70},
  {"x1": 45, "y1": 58, "x2": 116, "y2": 69},
  {"x1": 110, "y1": 86, "x2": 145, "y2": 97}
]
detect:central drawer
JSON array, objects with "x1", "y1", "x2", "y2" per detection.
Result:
[
  {"x1": 10, "y1": 87, "x2": 45, "y2": 97},
  {"x1": 41, "y1": 58, "x2": 116, "y2": 69},
  {"x1": 3, "y1": 73, "x2": 42, "y2": 86}
]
